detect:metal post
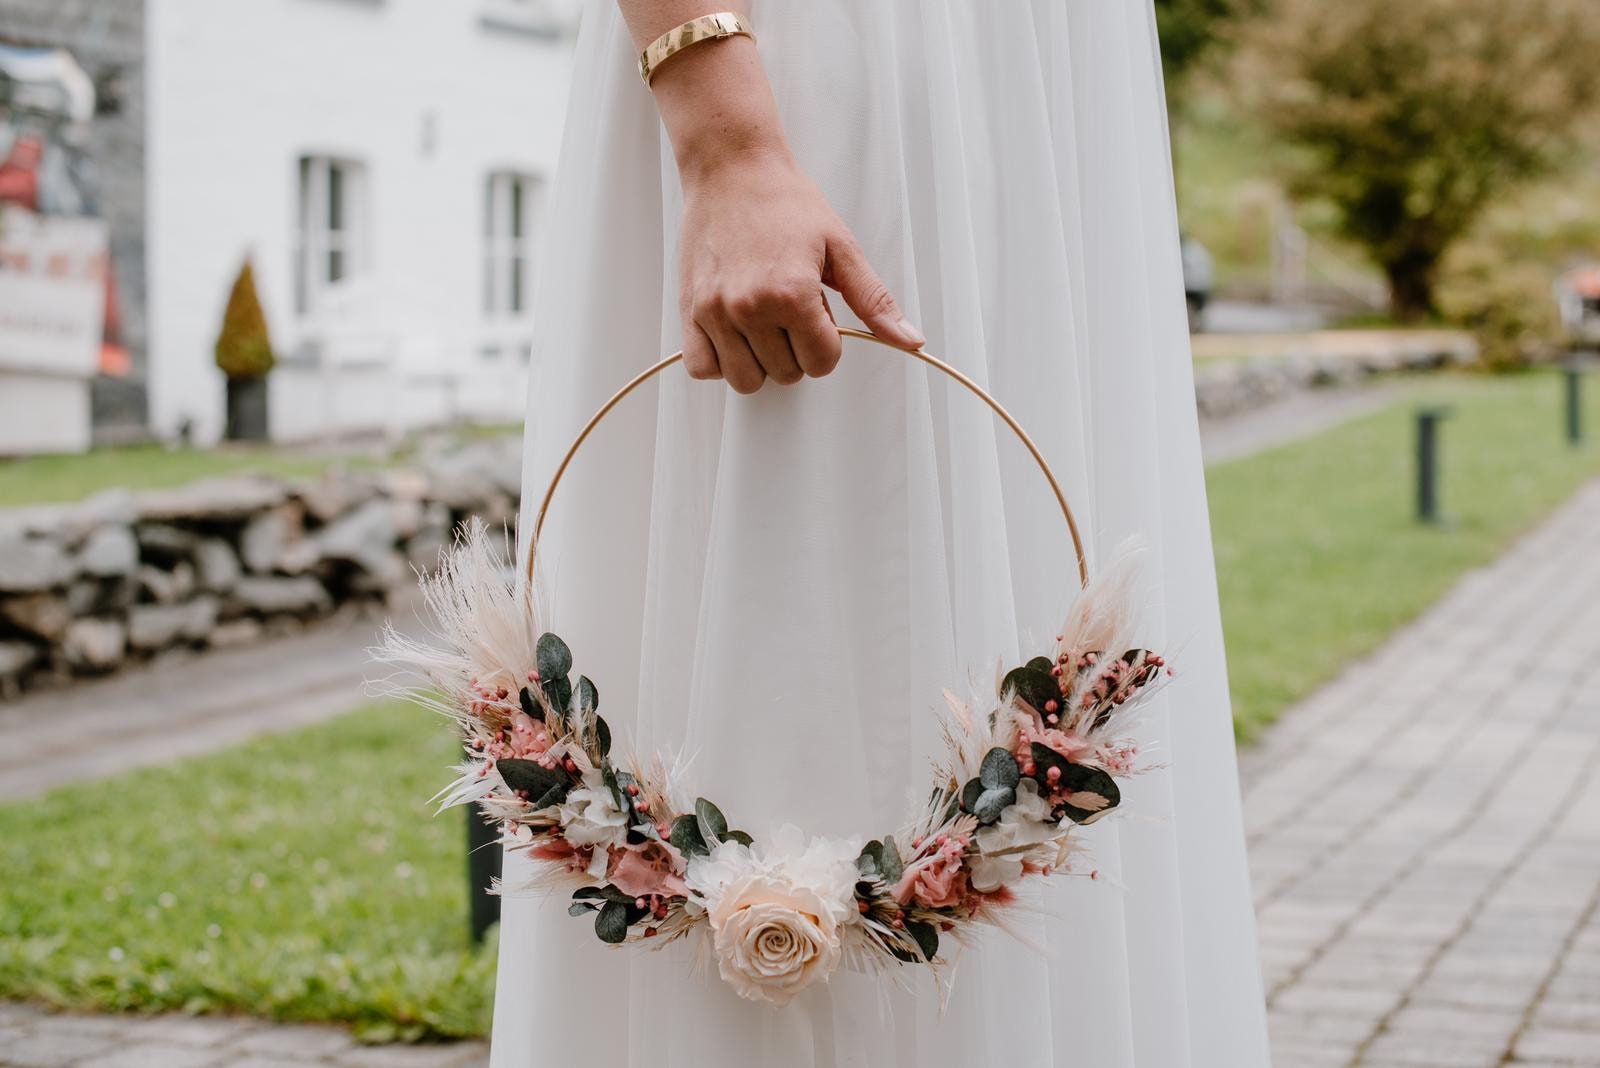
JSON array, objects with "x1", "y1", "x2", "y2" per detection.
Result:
[
  {"x1": 1416, "y1": 407, "x2": 1450, "y2": 524},
  {"x1": 1565, "y1": 363, "x2": 1583, "y2": 446},
  {"x1": 467, "y1": 806, "x2": 502, "y2": 944}
]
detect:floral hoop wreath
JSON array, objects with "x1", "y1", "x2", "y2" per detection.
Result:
[{"x1": 377, "y1": 329, "x2": 1173, "y2": 1006}]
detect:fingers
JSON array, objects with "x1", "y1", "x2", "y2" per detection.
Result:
[
  {"x1": 682, "y1": 321, "x2": 721, "y2": 381},
  {"x1": 787, "y1": 293, "x2": 842, "y2": 378},
  {"x1": 701, "y1": 319, "x2": 766, "y2": 394},
  {"x1": 823, "y1": 234, "x2": 925, "y2": 350},
  {"x1": 744, "y1": 325, "x2": 804, "y2": 385}
]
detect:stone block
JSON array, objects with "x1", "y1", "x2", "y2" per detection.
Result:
[{"x1": 62, "y1": 618, "x2": 128, "y2": 671}]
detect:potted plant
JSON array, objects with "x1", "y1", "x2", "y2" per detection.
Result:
[{"x1": 215, "y1": 258, "x2": 275, "y2": 440}]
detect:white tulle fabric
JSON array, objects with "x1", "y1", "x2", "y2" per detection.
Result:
[{"x1": 496, "y1": 2, "x2": 1270, "y2": 1065}]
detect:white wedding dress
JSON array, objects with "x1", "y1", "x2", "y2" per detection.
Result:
[{"x1": 497, "y1": 2, "x2": 1270, "y2": 1065}]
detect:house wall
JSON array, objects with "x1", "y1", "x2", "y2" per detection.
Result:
[{"x1": 145, "y1": 0, "x2": 578, "y2": 442}]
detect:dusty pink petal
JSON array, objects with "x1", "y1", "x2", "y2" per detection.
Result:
[
  {"x1": 608, "y1": 840, "x2": 690, "y2": 899},
  {"x1": 892, "y1": 850, "x2": 968, "y2": 910}
]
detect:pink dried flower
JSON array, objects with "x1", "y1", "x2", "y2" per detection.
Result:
[
  {"x1": 608, "y1": 840, "x2": 690, "y2": 899},
  {"x1": 893, "y1": 837, "x2": 970, "y2": 909}
]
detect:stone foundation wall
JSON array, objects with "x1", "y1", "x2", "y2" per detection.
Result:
[{"x1": 0, "y1": 444, "x2": 521, "y2": 697}]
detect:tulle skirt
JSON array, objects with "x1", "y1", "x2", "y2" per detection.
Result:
[{"x1": 497, "y1": 2, "x2": 1270, "y2": 1064}]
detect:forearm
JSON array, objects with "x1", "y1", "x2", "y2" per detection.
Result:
[{"x1": 616, "y1": 2, "x2": 791, "y2": 183}]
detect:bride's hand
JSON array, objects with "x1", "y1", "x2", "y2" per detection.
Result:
[
  {"x1": 618, "y1": 3, "x2": 922, "y2": 394},
  {"x1": 678, "y1": 147, "x2": 924, "y2": 394}
]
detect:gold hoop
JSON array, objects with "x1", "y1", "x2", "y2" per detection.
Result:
[{"x1": 528, "y1": 328, "x2": 1089, "y2": 588}]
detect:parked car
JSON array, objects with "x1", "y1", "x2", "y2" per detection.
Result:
[{"x1": 1180, "y1": 235, "x2": 1214, "y2": 333}]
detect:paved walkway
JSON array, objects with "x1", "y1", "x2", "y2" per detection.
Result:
[
  {"x1": 1240, "y1": 479, "x2": 1600, "y2": 1067},
  {"x1": 0, "y1": 594, "x2": 419, "y2": 802},
  {"x1": 1199, "y1": 381, "x2": 1401, "y2": 466},
  {"x1": 0, "y1": 1003, "x2": 485, "y2": 1068}
]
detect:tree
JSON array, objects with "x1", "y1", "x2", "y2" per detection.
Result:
[
  {"x1": 214, "y1": 258, "x2": 275, "y2": 379},
  {"x1": 1241, "y1": 0, "x2": 1600, "y2": 321},
  {"x1": 1155, "y1": 0, "x2": 1263, "y2": 97}
]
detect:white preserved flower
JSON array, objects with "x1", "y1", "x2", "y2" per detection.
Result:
[
  {"x1": 685, "y1": 825, "x2": 860, "y2": 1005},
  {"x1": 969, "y1": 778, "x2": 1060, "y2": 892},
  {"x1": 557, "y1": 786, "x2": 630, "y2": 850}
]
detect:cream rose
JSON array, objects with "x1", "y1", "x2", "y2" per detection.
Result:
[{"x1": 686, "y1": 826, "x2": 860, "y2": 1006}]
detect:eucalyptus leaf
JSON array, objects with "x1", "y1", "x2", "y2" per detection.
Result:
[
  {"x1": 960, "y1": 777, "x2": 984, "y2": 815},
  {"x1": 906, "y1": 920, "x2": 939, "y2": 962},
  {"x1": 695, "y1": 797, "x2": 728, "y2": 844},
  {"x1": 856, "y1": 841, "x2": 883, "y2": 878},
  {"x1": 593, "y1": 714, "x2": 613, "y2": 759},
  {"x1": 879, "y1": 835, "x2": 904, "y2": 884},
  {"x1": 1002, "y1": 665, "x2": 1060, "y2": 714},
  {"x1": 973, "y1": 785, "x2": 1014, "y2": 824},
  {"x1": 594, "y1": 900, "x2": 629, "y2": 944},
  {"x1": 518, "y1": 686, "x2": 543, "y2": 722},
  {"x1": 536, "y1": 632, "x2": 573, "y2": 681},
  {"x1": 724, "y1": 830, "x2": 754, "y2": 847},
  {"x1": 568, "y1": 901, "x2": 595, "y2": 917},
  {"x1": 1025, "y1": 655, "x2": 1054, "y2": 674},
  {"x1": 575, "y1": 675, "x2": 599, "y2": 714},
  {"x1": 541, "y1": 676, "x2": 572, "y2": 716},
  {"x1": 670, "y1": 814, "x2": 708, "y2": 857},
  {"x1": 571, "y1": 886, "x2": 608, "y2": 901},
  {"x1": 496, "y1": 758, "x2": 567, "y2": 803},
  {"x1": 979, "y1": 747, "x2": 1021, "y2": 789},
  {"x1": 1055, "y1": 763, "x2": 1122, "y2": 824}
]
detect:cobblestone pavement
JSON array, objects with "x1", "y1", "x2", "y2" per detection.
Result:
[
  {"x1": 1239, "y1": 479, "x2": 1600, "y2": 1067},
  {"x1": 0, "y1": 1003, "x2": 486, "y2": 1067}
]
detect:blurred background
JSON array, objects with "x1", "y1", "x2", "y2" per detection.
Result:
[{"x1": 2, "y1": 2, "x2": 1599, "y2": 1066}]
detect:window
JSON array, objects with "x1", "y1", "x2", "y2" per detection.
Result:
[
  {"x1": 483, "y1": 171, "x2": 542, "y2": 319},
  {"x1": 295, "y1": 156, "x2": 368, "y2": 315}
]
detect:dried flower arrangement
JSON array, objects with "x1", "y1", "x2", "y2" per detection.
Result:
[{"x1": 375, "y1": 522, "x2": 1170, "y2": 1006}]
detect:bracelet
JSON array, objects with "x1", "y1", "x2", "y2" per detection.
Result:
[{"x1": 638, "y1": 11, "x2": 755, "y2": 86}]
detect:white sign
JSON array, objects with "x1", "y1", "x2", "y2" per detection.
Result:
[{"x1": 0, "y1": 207, "x2": 108, "y2": 377}]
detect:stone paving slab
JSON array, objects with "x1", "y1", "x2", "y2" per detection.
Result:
[
  {"x1": 1241, "y1": 479, "x2": 1600, "y2": 1067},
  {"x1": 0, "y1": 1007, "x2": 486, "y2": 1068}
]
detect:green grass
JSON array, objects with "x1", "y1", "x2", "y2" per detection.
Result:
[
  {"x1": 0, "y1": 445, "x2": 343, "y2": 509},
  {"x1": 0, "y1": 703, "x2": 495, "y2": 1040},
  {"x1": 1209, "y1": 370, "x2": 1600, "y2": 740}
]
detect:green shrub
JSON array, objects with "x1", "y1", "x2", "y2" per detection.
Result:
[{"x1": 214, "y1": 259, "x2": 276, "y2": 379}]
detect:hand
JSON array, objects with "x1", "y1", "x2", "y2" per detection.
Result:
[{"x1": 677, "y1": 147, "x2": 924, "y2": 394}]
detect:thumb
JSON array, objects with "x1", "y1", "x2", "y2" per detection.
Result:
[{"x1": 824, "y1": 235, "x2": 925, "y2": 349}]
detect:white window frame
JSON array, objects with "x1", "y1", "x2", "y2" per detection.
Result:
[
  {"x1": 483, "y1": 170, "x2": 542, "y2": 322},
  {"x1": 295, "y1": 155, "x2": 370, "y2": 317}
]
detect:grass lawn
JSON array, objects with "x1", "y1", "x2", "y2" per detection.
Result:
[
  {"x1": 1209, "y1": 369, "x2": 1600, "y2": 740},
  {"x1": 0, "y1": 445, "x2": 345, "y2": 509},
  {"x1": 0, "y1": 703, "x2": 495, "y2": 1040}
]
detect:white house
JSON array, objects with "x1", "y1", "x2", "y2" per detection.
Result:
[
  {"x1": 147, "y1": 0, "x2": 579, "y2": 443},
  {"x1": 0, "y1": 0, "x2": 580, "y2": 451}
]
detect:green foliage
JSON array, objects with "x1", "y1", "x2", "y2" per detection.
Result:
[
  {"x1": 1437, "y1": 246, "x2": 1566, "y2": 371},
  {"x1": 0, "y1": 703, "x2": 494, "y2": 1040},
  {"x1": 1238, "y1": 0, "x2": 1600, "y2": 321},
  {"x1": 1210, "y1": 371, "x2": 1600, "y2": 740},
  {"x1": 213, "y1": 259, "x2": 276, "y2": 379},
  {"x1": 1154, "y1": 0, "x2": 1263, "y2": 93}
]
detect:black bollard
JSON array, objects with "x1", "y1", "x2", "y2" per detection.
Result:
[
  {"x1": 467, "y1": 805, "x2": 503, "y2": 944},
  {"x1": 1565, "y1": 363, "x2": 1583, "y2": 446},
  {"x1": 1415, "y1": 407, "x2": 1451, "y2": 524}
]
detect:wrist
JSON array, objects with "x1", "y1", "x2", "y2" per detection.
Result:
[{"x1": 676, "y1": 133, "x2": 794, "y2": 191}]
